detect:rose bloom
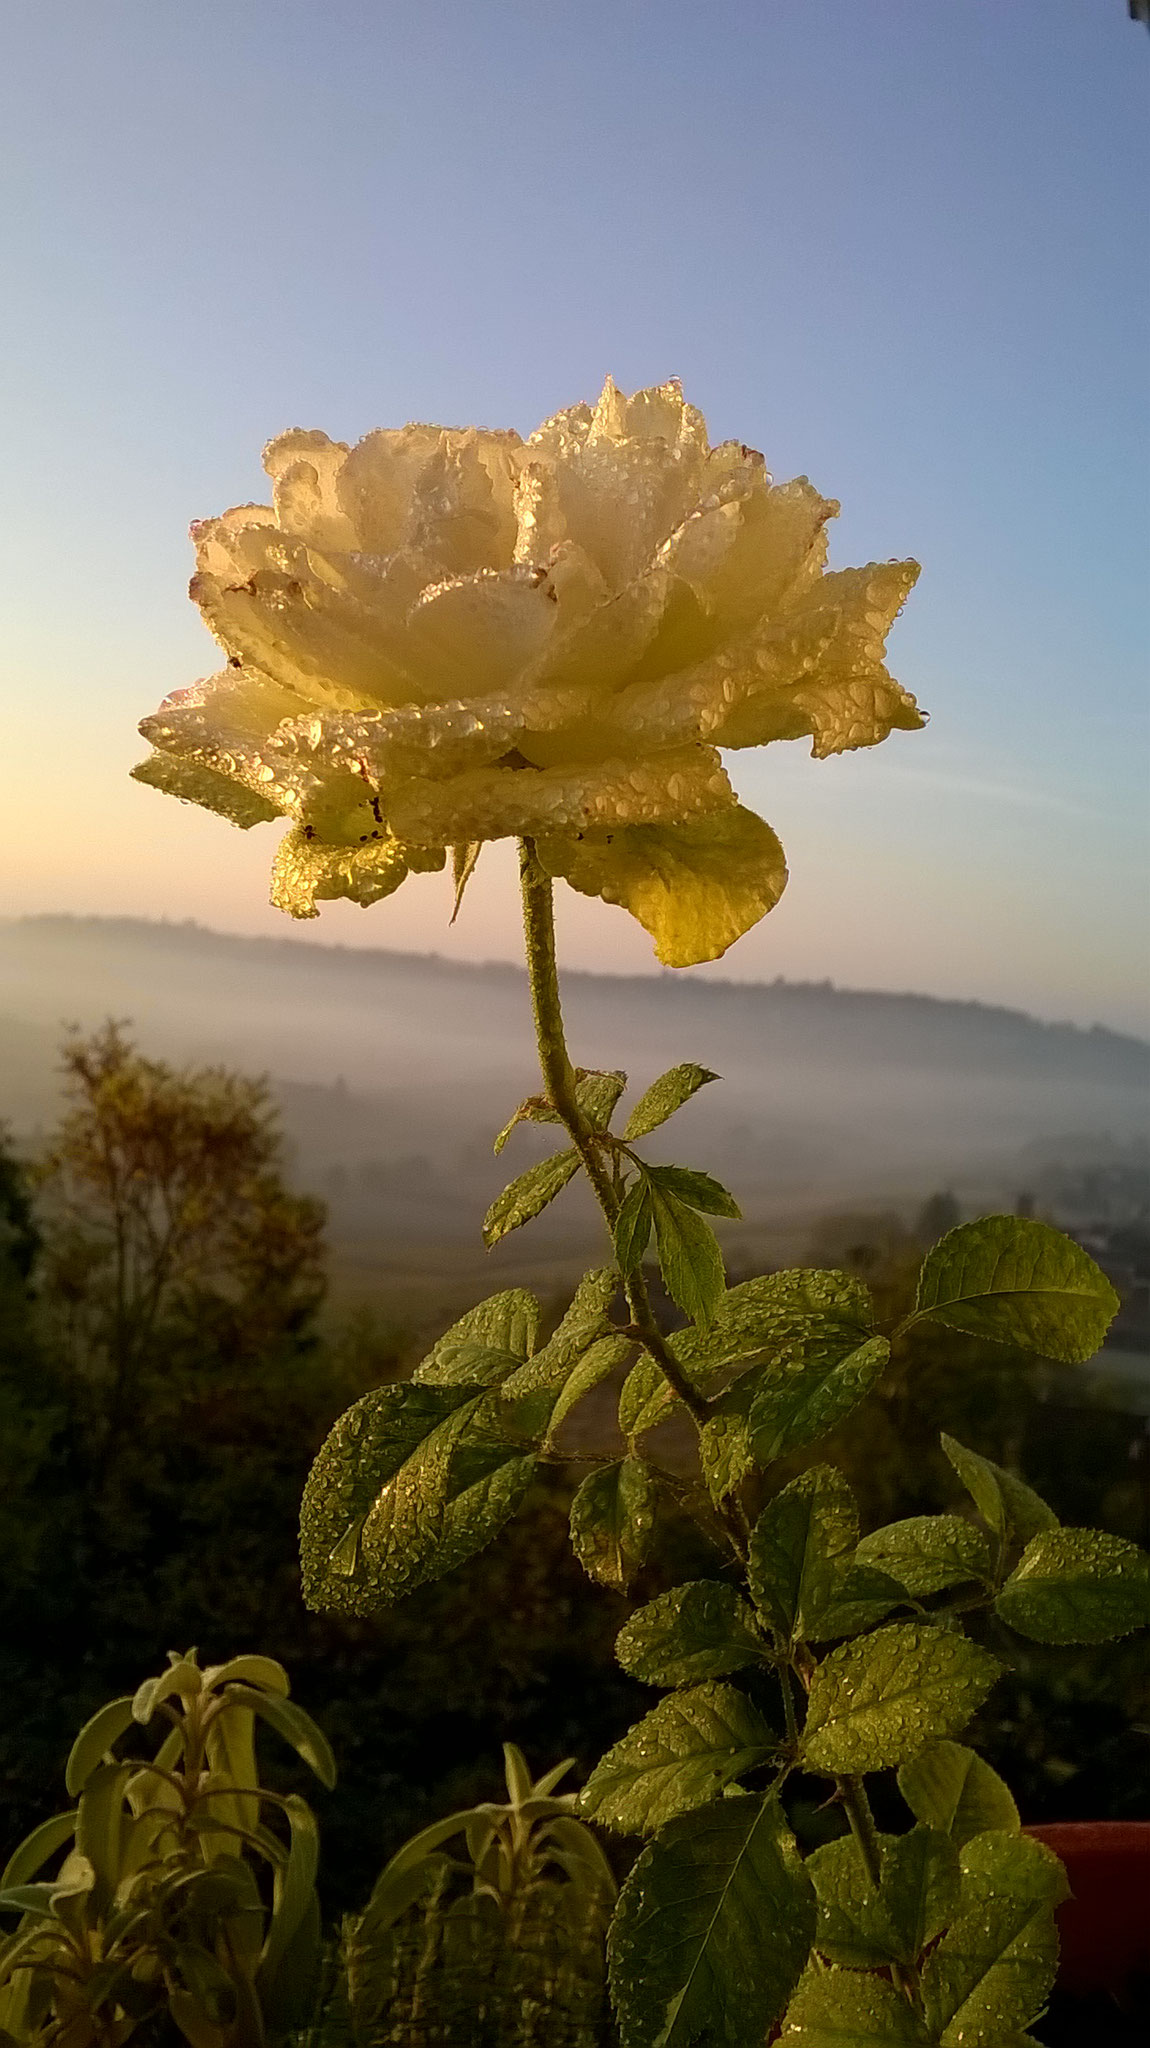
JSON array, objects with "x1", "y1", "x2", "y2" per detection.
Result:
[{"x1": 135, "y1": 380, "x2": 922, "y2": 966}]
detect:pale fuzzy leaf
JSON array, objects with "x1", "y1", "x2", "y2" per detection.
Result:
[
  {"x1": 914, "y1": 1215, "x2": 1120, "y2": 1362},
  {"x1": 607, "y1": 1795, "x2": 815, "y2": 2047},
  {"x1": 579, "y1": 1683, "x2": 777, "y2": 1836},
  {"x1": 897, "y1": 1741, "x2": 1020, "y2": 1847},
  {"x1": 802, "y1": 1624, "x2": 1001, "y2": 1776}
]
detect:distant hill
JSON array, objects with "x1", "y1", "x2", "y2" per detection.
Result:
[{"x1": 2, "y1": 916, "x2": 1146, "y2": 1246}]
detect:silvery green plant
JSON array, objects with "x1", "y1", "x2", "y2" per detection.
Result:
[
  {"x1": 325, "y1": 1743, "x2": 615, "y2": 2047},
  {"x1": 298, "y1": 848, "x2": 1150, "y2": 2048},
  {"x1": 0, "y1": 1651, "x2": 334, "y2": 2048}
]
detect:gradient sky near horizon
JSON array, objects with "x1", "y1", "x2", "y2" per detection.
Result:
[{"x1": 3, "y1": 0, "x2": 1148, "y2": 1034}]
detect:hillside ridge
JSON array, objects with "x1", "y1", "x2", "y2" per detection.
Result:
[{"x1": 8, "y1": 914, "x2": 1146, "y2": 1060}]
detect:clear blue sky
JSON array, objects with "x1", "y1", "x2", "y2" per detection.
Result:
[{"x1": 3, "y1": 0, "x2": 1147, "y2": 1031}]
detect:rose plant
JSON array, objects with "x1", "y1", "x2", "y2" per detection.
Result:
[{"x1": 135, "y1": 384, "x2": 1150, "y2": 2046}]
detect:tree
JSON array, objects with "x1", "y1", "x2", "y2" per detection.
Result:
[{"x1": 34, "y1": 1021, "x2": 326, "y2": 1473}]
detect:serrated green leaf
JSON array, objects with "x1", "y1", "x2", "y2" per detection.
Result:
[
  {"x1": 620, "y1": 1269, "x2": 875, "y2": 1440},
  {"x1": 779, "y1": 1965, "x2": 932, "y2": 2045},
  {"x1": 807, "y1": 1824, "x2": 961, "y2": 1969},
  {"x1": 913, "y1": 1215, "x2": 1120, "y2": 1362},
  {"x1": 482, "y1": 1149, "x2": 580, "y2": 1247},
  {"x1": 543, "y1": 1334, "x2": 632, "y2": 1447},
  {"x1": 415, "y1": 1287, "x2": 539, "y2": 1380},
  {"x1": 812, "y1": 1564, "x2": 907, "y2": 1641},
  {"x1": 802, "y1": 1624, "x2": 1001, "y2": 1776},
  {"x1": 750, "y1": 1333, "x2": 891, "y2": 1467},
  {"x1": 650, "y1": 1183, "x2": 726, "y2": 1326},
  {"x1": 897, "y1": 1740, "x2": 1020, "y2": 1846},
  {"x1": 921, "y1": 1830, "x2": 1068, "y2": 2044},
  {"x1": 493, "y1": 1070, "x2": 627, "y2": 1152},
  {"x1": 646, "y1": 1164, "x2": 742, "y2": 1219},
  {"x1": 64, "y1": 1698, "x2": 136, "y2": 1796},
  {"x1": 580, "y1": 1683, "x2": 778, "y2": 1836},
  {"x1": 856, "y1": 1515, "x2": 993, "y2": 1599},
  {"x1": 608, "y1": 1794, "x2": 815, "y2": 2048},
  {"x1": 622, "y1": 1063, "x2": 720, "y2": 1140},
  {"x1": 616, "y1": 1582, "x2": 769, "y2": 1688},
  {"x1": 995, "y1": 1526, "x2": 1150, "y2": 1643},
  {"x1": 570, "y1": 1457, "x2": 658, "y2": 1590},
  {"x1": 941, "y1": 1434, "x2": 1058, "y2": 1548},
  {"x1": 499, "y1": 1268, "x2": 616, "y2": 1399},
  {"x1": 300, "y1": 1380, "x2": 533, "y2": 1615},
  {"x1": 614, "y1": 1178, "x2": 654, "y2": 1274},
  {"x1": 748, "y1": 1466, "x2": 857, "y2": 1645}
]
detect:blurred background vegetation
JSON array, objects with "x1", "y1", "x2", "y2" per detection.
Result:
[{"x1": 1, "y1": 1026, "x2": 1146, "y2": 1937}]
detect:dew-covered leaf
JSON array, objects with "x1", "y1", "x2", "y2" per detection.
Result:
[
  {"x1": 614, "y1": 1177, "x2": 654, "y2": 1275},
  {"x1": 608, "y1": 1794, "x2": 814, "y2": 2048},
  {"x1": 579, "y1": 1683, "x2": 777, "y2": 1836},
  {"x1": 650, "y1": 1183, "x2": 726, "y2": 1326},
  {"x1": 921, "y1": 1829, "x2": 1069, "y2": 2045},
  {"x1": 941, "y1": 1434, "x2": 1059, "y2": 1548},
  {"x1": 913, "y1": 1216, "x2": 1120, "y2": 1362},
  {"x1": 807, "y1": 1824, "x2": 960, "y2": 1969},
  {"x1": 616, "y1": 1582, "x2": 768, "y2": 1688},
  {"x1": 646, "y1": 1163, "x2": 742, "y2": 1219},
  {"x1": 621, "y1": 1268, "x2": 875, "y2": 1440},
  {"x1": 482, "y1": 1148, "x2": 579, "y2": 1247},
  {"x1": 622, "y1": 1063, "x2": 720, "y2": 1141},
  {"x1": 779, "y1": 1965, "x2": 932, "y2": 2045},
  {"x1": 413, "y1": 1287, "x2": 539, "y2": 1382},
  {"x1": 747, "y1": 1466, "x2": 856, "y2": 1645},
  {"x1": 897, "y1": 1740, "x2": 1020, "y2": 1846},
  {"x1": 994, "y1": 1526, "x2": 1150, "y2": 1643},
  {"x1": 493, "y1": 1070, "x2": 626, "y2": 1152},
  {"x1": 749, "y1": 1333, "x2": 890, "y2": 1467},
  {"x1": 801, "y1": 1625, "x2": 1001, "y2": 1776},
  {"x1": 856, "y1": 1515, "x2": 993, "y2": 1599},
  {"x1": 569, "y1": 1457, "x2": 658, "y2": 1591},
  {"x1": 300, "y1": 1381, "x2": 533, "y2": 1615}
]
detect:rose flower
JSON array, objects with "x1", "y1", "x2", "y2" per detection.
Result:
[{"x1": 134, "y1": 380, "x2": 922, "y2": 966}]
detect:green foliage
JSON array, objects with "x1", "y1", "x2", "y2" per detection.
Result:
[
  {"x1": 909, "y1": 1214, "x2": 1120, "y2": 1362},
  {"x1": 856, "y1": 1515, "x2": 994, "y2": 1599},
  {"x1": 338, "y1": 1744, "x2": 615, "y2": 2048},
  {"x1": 941, "y1": 1432, "x2": 1058, "y2": 1550},
  {"x1": 482, "y1": 1148, "x2": 580, "y2": 1246},
  {"x1": 607, "y1": 1795, "x2": 815, "y2": 2048},
  {"x1": 615, "y1": 1583, "x2": 767, "y2": 1688},
  {"x1": 994, "y1": 1526, "x2": 1150, "y2": 1643},
  {"x1": 0, "y1": 1650, "x2": 329, "y2": 2047},
  {"x1": 580, "y1": 1683, "x2": 778, "y2": 1836},
  {"x1": 806, "y1": 1825, "x2": 961, "y2": 1968},
  {"x1": 621, "y1": 1064, "x2": 719, "y2": 1140},
  {"x1": 801, "y1": 1625, "x2": 1002, "y2": 1775},
  {"x1": 897, "y1": 1741, "x2": 1020, "y2": 1846},
  {"x1": 919, "y1": 1830, "x2": 1069, "y2": 2043},
  {"x1": 569, "y1": 1457, "x2": 658, "y2": 1590}
]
